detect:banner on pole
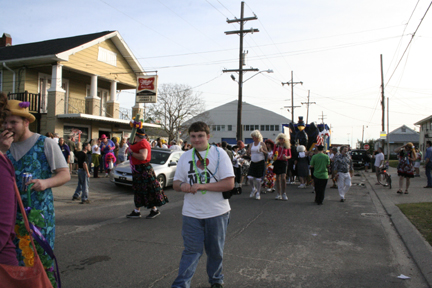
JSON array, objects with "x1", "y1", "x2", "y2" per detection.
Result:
[{"x1": 136, "y1": 76, "x2": 158, "y2": 103}]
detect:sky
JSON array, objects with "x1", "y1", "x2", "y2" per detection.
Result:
[{"x1": 2, "y1": 0, "x2": 432, "y2": 146}]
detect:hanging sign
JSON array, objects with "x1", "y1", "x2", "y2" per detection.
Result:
[{"x1": 136, "y1": 76, "x2": 158, "y2": 103}]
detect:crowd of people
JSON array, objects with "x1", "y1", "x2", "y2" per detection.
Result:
[{"x1": 2, "y1": 93, "x2": 431, "y2": 288}]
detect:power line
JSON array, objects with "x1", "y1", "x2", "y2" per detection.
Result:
[{"x1": 385, "y1": 0, "x2": 432, "y2": 86}]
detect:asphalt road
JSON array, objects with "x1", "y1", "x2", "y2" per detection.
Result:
[{"x1": 53, "y1": 173, "x2": 428, "y2": 288}]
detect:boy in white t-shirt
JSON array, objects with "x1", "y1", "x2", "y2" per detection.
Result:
[{"x1": 172, "y1": 121, "x2": 235, "y2": 288}]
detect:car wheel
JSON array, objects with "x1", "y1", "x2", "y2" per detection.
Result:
[{"x1": 157, "y1": 174, "x2": 166, "y2": 188}]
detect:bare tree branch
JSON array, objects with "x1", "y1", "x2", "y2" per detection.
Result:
[{"x1": 147, "y1": 83, "x2": 208, "y2": 141}]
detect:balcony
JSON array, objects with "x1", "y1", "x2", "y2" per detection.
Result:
[
  {"x1": 7, "y1": 91, "x2": 133, "y2": 121},
  {"x1": 7, "y1": 91, "x2": 41, "y2": 113}
]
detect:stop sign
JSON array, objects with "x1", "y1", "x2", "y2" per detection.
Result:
[{"x1": 364, "y1": 144, "x2": 370, "y2": 150}]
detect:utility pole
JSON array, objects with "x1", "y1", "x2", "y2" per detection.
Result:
[
  {"x1": 380, "y1": 54, "x2": 385, "y2": 151},
  {"x1": 223, "y1": 1, "x2": 259, "y2": 141},
  {"x1": 387, "y1": 97, "x2": 390, "y2": 161},
  {"x1": 301, "y1": 90, "x2": 316, "y2": 124},
  {"x1": 282, "y1": 71, "x2": 303, "y2": 122},
  {"x1": 318, "y1": 111, "x2": 326, "y2": 125}
]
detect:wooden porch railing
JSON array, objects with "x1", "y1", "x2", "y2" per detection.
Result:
[{"x1": 7, "y1": 91, "x2": 41, "y2": 113}]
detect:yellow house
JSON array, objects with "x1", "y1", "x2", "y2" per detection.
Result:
[{"x1": 0, "y1": 31, "x2": 159, "y2": 142}]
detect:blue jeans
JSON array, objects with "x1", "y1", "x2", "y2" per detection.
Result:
[
  {"x1": 426, "y1": 164, "x2": 432, "y2": 187},
  {"x1": 172, "y1": 212, "x2": 230, "y2": 288},
  {"x1": 74, "y1": 169, "x2": 89, "y2": 200}
]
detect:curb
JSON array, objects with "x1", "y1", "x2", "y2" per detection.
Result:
[{"x1": 365, "y1": 173, "x2": 432, "y2": 288}]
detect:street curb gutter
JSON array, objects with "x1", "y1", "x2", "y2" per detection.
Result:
[{"x1": 366, "y1": 178, "x2": 432, "y2": 288}]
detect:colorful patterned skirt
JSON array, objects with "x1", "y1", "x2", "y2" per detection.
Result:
[
  {"x1": 263, "y1": 164, "x2": 276, "y2": 189},
  {"x1": 132, "y1": 163, "x2": 169, "y2": 209},
  {"x1": 397, "y1": 158, "x2": 415, "y2": 178}
]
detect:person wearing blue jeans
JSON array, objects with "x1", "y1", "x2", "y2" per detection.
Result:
[
  {"x1": 424, "y1": 141, "x2": 432, "y2": 188},
  {"x1": 172, "y1": 122, "x2": 235, "y2": 288},
  {"x1": 73, "y1": 143, "x2": 91, "y2": 203}
]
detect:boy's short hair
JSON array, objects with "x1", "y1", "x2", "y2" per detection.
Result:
[{"x1": 188, "y1": 121, "x2": 210, "y2": 135}]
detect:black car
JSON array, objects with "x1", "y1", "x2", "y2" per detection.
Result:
[{"x1": 351, "y1": 149, "x2": 368, "y2": 170}]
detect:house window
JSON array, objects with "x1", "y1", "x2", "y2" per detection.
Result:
[
  {"x1": 266, "y1": 125, "x2": 269, "y2": 131},
  {"x1": 212, "y1": 125, "x2": 216, "y2": 131},
  {"x1": 275, "y1": 125, "x2": 279, "y2": 131},
  {"x1": 270, "y1": 125, "x2": 274, "y2": 131},
  {"x1": 216, "y1": 125, "x2": 220, "y2": 131},
  {"x1": 98, "y1": 47, "x2": 117, "y2": 66},
  {"x1": 401, "y1": 127, "x2": 406, "y2": 133},
  {"x1": 255, "y1": 125, "x2": 259, "y2": 130},
  {"x1": 228, "y1": 125, "x2": 232, "y2": 131},
  {"x1": 245, "y1": 125, "x2": 250, "y2": 131},
  {"x1": 221, "y1": 125, "x2": 226, "y2": 131},
  {"x1": 261, "y1": 125, "x2": 265, "y2": 130}
]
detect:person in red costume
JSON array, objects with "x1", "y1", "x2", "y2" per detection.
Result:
[{"x1": 126, "y1": 128, "x2": 169, "y2": 219}]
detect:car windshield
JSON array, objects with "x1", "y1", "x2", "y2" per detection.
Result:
[{"x1": 150, "y1": 151, "x2": 170, "y2": 165}]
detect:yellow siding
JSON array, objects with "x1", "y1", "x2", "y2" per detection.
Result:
[
  {"x1": 24, "y1": 69, "x2": 39, "y2": 93},
  {"x1": 63, "y1": 39, "x2": 137, "y2": 88},
  {"x1": 2, "y1": 70, "x2": 14, "y2": 93}
]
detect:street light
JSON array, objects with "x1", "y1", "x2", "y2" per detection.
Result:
[
  {"x1": 230, "y1": 69, "x2": 273, "y2": 83},
  {"x1": 228, "y1": 69, "x2": 273, "y2": 141}
]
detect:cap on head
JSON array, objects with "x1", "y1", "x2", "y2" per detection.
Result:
[
  {"x1": 100, "y1": 134, "x2": 107, "y2": 140},
  {"x1": 7, "y1": 100, "x2": 35, "y2": 123}
]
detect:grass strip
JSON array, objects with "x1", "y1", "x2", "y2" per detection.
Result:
[{"x1": 397, "y1": 202, "x2": 432, "y2": 246}]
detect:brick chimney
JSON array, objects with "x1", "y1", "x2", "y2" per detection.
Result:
[{"x1": 0, "y1": 33, "x2": 12, "y2": 47}]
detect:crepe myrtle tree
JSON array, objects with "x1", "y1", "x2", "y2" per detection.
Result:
[{"x1": 147, "y1": 83, "x2": 209, "y2": 142}]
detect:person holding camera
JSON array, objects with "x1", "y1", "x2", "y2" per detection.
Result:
[
  {"x1": 395, "y1": 142, "x2": 416, "y2": 194},
  {"x1": 172, "y1": 121, "x2": 234, "y2": 288}
]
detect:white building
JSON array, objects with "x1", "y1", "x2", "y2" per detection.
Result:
[
  {"x1": 184, "y1": 100, "x2": 291, "y2": 144},
  {"x1": 415, "y1": 116, "x2": 432, "y2": 155}
]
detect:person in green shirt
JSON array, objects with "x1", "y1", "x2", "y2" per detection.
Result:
[{"x1": 310, "y1": 145, "x2": 330, "y2": 205}]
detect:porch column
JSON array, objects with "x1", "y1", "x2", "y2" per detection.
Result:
[
  {"x1": 132, "y1": 103, "x2": 145, "y2": 121},
  {"x1": 85, "y1": 75, "x2": 100, "y2": 116},
  {"x1": 46, "y1": 63, "x2": 66, "y2": 135},
  {"x1": 106, "y1": 80, "x2": 119, "y2": 119}
]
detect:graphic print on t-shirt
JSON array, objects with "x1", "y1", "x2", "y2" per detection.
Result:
[{"x1": 188, "y1": 159, "x2": 211, "y2": 185}]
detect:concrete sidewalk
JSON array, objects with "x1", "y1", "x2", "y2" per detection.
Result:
[{"x1": 363, "y1": 167, "x2": 432, "y2": 287}]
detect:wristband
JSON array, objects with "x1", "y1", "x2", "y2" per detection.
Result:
[{"x1": 179, "y1": 182, "x2": 186, "y2": 188}]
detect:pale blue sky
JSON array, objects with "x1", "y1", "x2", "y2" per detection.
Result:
[{"x1": 2, "y1": 0, "x2": 431, "y2": 145}]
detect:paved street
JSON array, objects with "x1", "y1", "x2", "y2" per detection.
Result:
[{"x1": 53, "y1": 171, "x2": 430, "y2": 288}]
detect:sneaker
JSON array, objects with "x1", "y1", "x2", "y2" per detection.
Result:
[
  {"x1": 105, "y1": 173, "x2": 109, "y2": 178},
  {"x1": 275, "y1": 194, "x2": 282, "y2": 200},
  {"x1": 80, "y1": 200, "x2": 90, "y2": 204},
  {"x1": 126, "y1": 210, "x2": 141, "y2": 218},
  {"x1": 255, "y1": 192, "x2": 260, "y2": 200},
  {"x1": 282, "y1": 194, "x2": 288, "y2": 201},
  {"x1": 250, "y1": 188, "x2": 257, "y2": 198},
  {"x1": 211, "y1": 283, "x2": 224, "y2": 288},
  {"x1": 298, "y1": 184, "x2": 305, "y2": 189},
  {"x1": 72, "y1": 196, "x2": 81, "y2": 201},
  {"x1": 146, "y1": 209, "x2": 160, "y2": 219},
  {"x1": 266, "y1": 188, "x2": 272, "y2": 192}
]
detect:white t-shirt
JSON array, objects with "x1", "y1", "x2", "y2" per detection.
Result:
[
  {"x1": 169, "y1": 145, "x2": 182, "y2": 151},
  {"x1": 174, "y1": 145, "x2": 234, "y2": 219},
  {"x1": 374, "y1": 152, "x2": 384, "y2": 167},
  {"x1": 251, "y1": 142, "x2": 265, "y2": 162},
  {"x1": 92, "y1": 145, "x2": 101, "y2": 155},
  {"x1": 8, "y1": 133, "x2": 68, "y2": 172},
  {"x1": 118, "y1": 144, "x2": 129, "y2": 156}
]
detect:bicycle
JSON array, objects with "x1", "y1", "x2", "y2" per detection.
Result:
[{"x1": 377, "y1": 162, "x2": 392, "y2": 189}]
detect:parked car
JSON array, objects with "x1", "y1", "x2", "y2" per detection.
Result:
[
  {"x1": 110, "y1": 148, "x2": 184, "y2": 188},
  {"x1": 351, "y1": 149, "x2": 368, "y2": 170}
]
